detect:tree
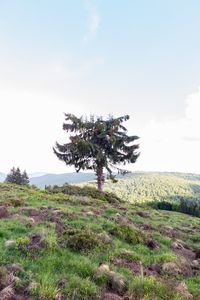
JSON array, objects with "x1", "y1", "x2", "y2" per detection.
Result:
[
  {"x1": 53, "y1": 114, "x2": 140, "y2": 191},
  {"x1": 5, "y1": 167, "x2": 29, "y2": 185}
]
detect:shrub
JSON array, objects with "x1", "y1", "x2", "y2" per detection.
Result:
[
  {"x1": 110, "y1": 223, "x2": 144, "y2": 245},
  {"x1": 46, "y1": 183, "x2": 122, "y2": 203},
  {"x1": 128, "y1": 276, "x2": 173, "y2": 300},
  {"x1": 66, "y1": 276, "x2": 100, "y2": 300},
  {"x1": 59, "y1": 228, "x2": 102, "y2": 253}
]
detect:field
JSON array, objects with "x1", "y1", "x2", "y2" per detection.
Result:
[{"x1": 0, "y1": 181, "x2": 200, "y2": 299}]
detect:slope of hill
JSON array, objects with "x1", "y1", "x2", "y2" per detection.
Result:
[
  {"x1": 0, "y1": 183, "x2": 200, "y2": 299},
  {"x1": 105, "y1": 172, "x2": 200, "y2": 203}
]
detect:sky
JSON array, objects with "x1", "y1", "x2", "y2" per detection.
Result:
[{"x1": 1, "y1": 0, "x2": 200, "y2": 174}]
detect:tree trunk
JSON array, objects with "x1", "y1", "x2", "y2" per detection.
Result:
[{"x1": 97, "y1": 167, "x2": 104, "y2": 192}]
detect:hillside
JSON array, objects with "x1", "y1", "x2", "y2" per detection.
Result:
[
  {"x1": 0, "y1": 183, "x2": 200, "y2": 299},
  {"x1": 105, "y1": 172, "x2": 200, "y2": 203}
]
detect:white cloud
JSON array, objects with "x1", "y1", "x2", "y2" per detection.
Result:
[{"x1": 134, "y1": 87, "x2": 200, "y2": 173}]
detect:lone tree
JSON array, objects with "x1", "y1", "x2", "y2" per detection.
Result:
[
  {"x1": 53, "y1": 114, "x2": 140, "y2": 191},
  {"x1": 5, "y1": 167, "x2": 29, "y2": 185}
]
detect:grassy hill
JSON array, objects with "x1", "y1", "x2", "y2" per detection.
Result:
[{"x1": 0, "y1": 183, "x2": 200, "y2": 299}]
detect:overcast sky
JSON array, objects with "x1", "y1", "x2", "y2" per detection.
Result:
[{"x1": 1, "y1": 0, "x2": 200, "y2": 174}]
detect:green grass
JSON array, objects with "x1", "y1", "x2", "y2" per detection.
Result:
[{"x1": 0, "y1": 182, "x2": 200, "y2": 299}]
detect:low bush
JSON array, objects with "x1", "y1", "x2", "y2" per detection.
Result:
[
  {"x1": 128, "y1": 276, "x2": 174, "y2": 300},
  {"x1": 46, "y1": 183, "x2": 122, "y2": 203},
  {"x1": 110, "y1": 223, "x2": 144, "y2": 245},
  {"x1": 66, "y1": 276, "x2": 100, "y2": 300},
  {"x1": 59, "y1": 228, "x2": 102, "y2": 253}
]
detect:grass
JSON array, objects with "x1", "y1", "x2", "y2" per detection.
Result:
[{"x1": 0, "y1": 182, "x2": 200, "y2": 299}]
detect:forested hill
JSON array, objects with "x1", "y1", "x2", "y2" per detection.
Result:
[{"x1": 104, "y1": 172, "x2": 200, "y2": 203}]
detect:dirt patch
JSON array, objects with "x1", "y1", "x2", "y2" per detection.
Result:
[
  {"x1": 0, "y1": 206, "x2": 9, "y2": 218},
  {"x1": 159, "y1": 225, "x2": 184, "y2": 239},
  {"x1": 146, "y1": 239, "x2": 160, "y2": 249},
  {"x1": 137, "y1": 211, "x2": 150, "y2": 218},
  {"x1": 102, "y1": 293, "x2": 123, "y2": 300},
  {"x1": 139, "y1": 223, "x2": 154, "y2": 231},
  {"x1": 113, "y1": 258, "x2": 161, "y2": 277}
]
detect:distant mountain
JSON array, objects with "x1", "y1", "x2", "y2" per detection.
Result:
[
  {"x1": 29, "y1": 172, "x2": 48, "y2": 178},
  {"x1": 0, "y1": 172, "x2": 6, "y2": 182},
  {"x1": 0, "y1": 171, "x2": 95, "y2": 187},
  {"x1": 29, "y1": 172, "x2": 96, "y2": 188}
]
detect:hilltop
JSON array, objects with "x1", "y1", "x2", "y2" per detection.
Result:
[{"x1": 0, "y1": 183, "x2": 200, "y2": 299}]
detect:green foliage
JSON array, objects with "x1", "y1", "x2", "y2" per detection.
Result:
[
  {"x1": 16, "y1": 236, "x2": 30, "y2": 247},
  {"x1": 180, "y1": 197, "x2": 200, "y2": 217},
  {"x1": 0, "y1": 182, "x2": 200, "y2": 299},
  {"x1": 53, "y1": 113, "x2": 139, "y2": 190},
  {"x1": 105, "y1": 173, "x2": 198, "y2": 203},
  {"x1": 59, "y1": 228, "x2": 102, "y2": 253},
  {"x1": 66, "y1": 276, "x2": 100, "y2": 300},
  {"x1": 110, "y1": 223, "x2": 144, "y2": 244},
  {"x1": 37, "y1": 274, "x2": 60, "y2": 300},
  {"x1": 152, "y1": 197, "x2": 200, "y2": 218},
  {"x1": 129, "y1": 276, "x2": 174, "y2": 300},
  {"x1": 46, "y1": 183, "x2": 122, "y2": 203},
  {"x1": 187, "y1": 276, "x2": 200, "y2": 298},
  {"x1": 5, "y1": 167, "x2": 29, "y2": 185}
]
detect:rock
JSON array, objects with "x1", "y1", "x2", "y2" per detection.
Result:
[
  {"x1": 103, "y1": 293, "x2": 123, "y2": 300},
  {"x1": 5, "y1": 240, "x2": 16, "y2": 248},
  {"x1": 86, "y1": 211, "x2": 94, "y2": 216},
  {"x1": 0, "y1": 285, "x2": 14, "y2": 300},
  {"x1": 175, "y1": 282, "x2": 193, "y2": 299},
  {"x1": 96, "y1": 264, "x2": 110, "y2": 276},
  {"x1": 0, "y1": 206, "x2": 9, "y2": 218},
  {"x1": 121, "y1": 249, "x2": 135, "y2": 256},
  {"x1": 191, "y1": 260, "x2": 200, "y2": 268},
  {"x1": 147, "y1": 239, "x2": 160, "y2": 249},
  {"x1": 115, "y1": 213, "x2": 121, "y2": 217}
]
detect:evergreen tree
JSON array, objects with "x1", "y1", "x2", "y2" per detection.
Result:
[
  {"x1": 21, "y1": 170, "x2": 30, "y2": 185},
  {"x1": 53, "y1": 114, "x2": 140, "y2": 191},
  {"x1": 5, "y1": 167, "x2": 29, "y2": 185}
]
